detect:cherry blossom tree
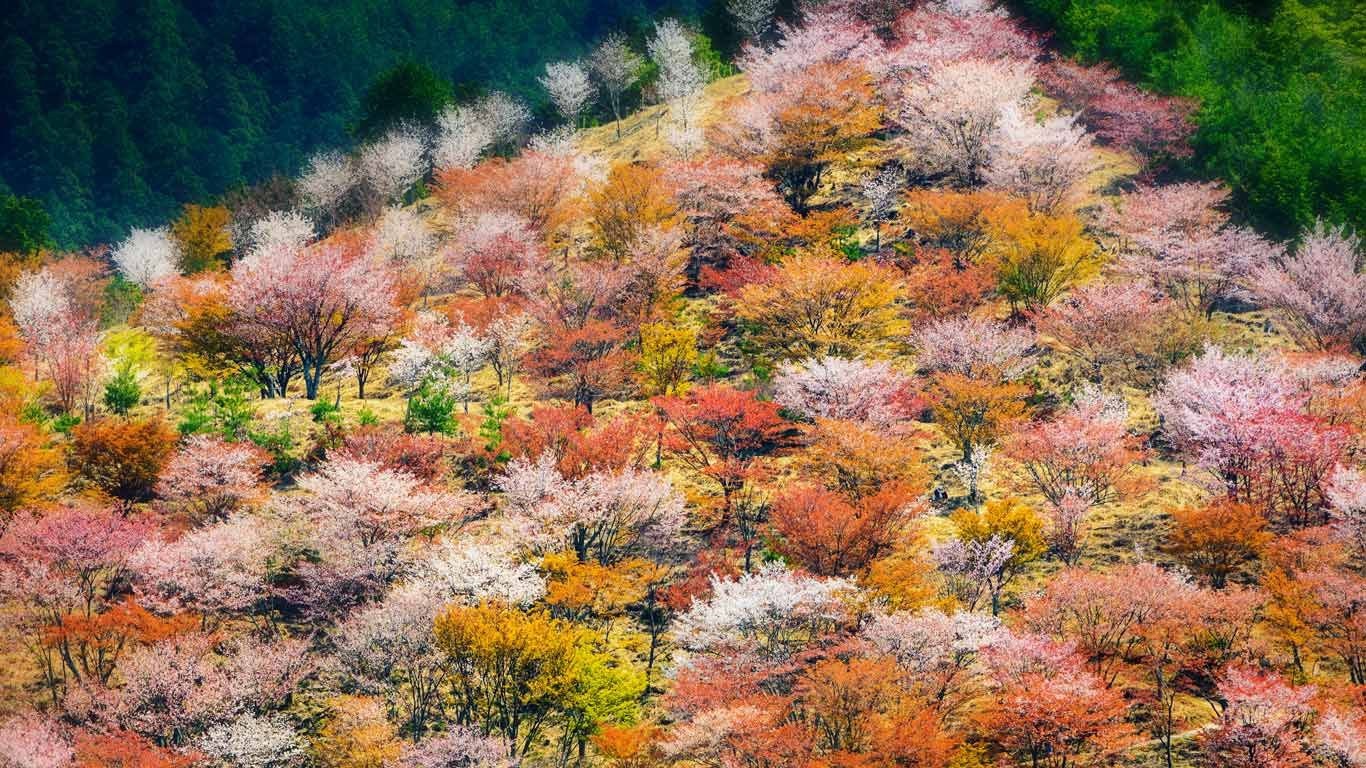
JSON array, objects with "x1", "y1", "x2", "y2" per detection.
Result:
[
  {"x1": 230, "y1": 238, "x2": 399, "y2": 399},
  {"x1": 243, "y1": 209, "x2": 315, "y2": 263},
  {"x1": 1034, "y1": 281, "x2": 1171, "y2": 382},
  {"x1": 1004, "y1": 388, "x2": 1148, "y2": 509},
  {"x1": 445, "y1": 212, "x2": 544, "y2": 299},
  {"x1": 540, "y1": 60, "x2": 594, "y2": 127},
  {"x1": 913, "y1": 315, "x2": 1033, "y2": 379},
  {"x1": 414, "y1": 540, "x2": 546, "y2": 606},
  {"x1": 197, "y1": 714, "x2": 306, "y2": 768},
  {"x1": 1250, "y1": 220, "x2": 1366, "y2": 351},
  {"x1": 156, "y1": 435, "x2": 268, "y2": 520},
  {"x1": 893, "y1": 59, "x2": 1035, "y2": 185},
  {"x1": 433, "y1": 104, "x2": 496, "y2": 172},
  {"x1": 498, "y1": 458, "x2": 687, "y2": 563},
  {"x1": 358, "y1": 125, "x2": 428, "y2": 206},
  {"x1": 9, "y1": 267, "x2": 72, "y2": 347},
  {"x1": 113, "y1": 632, "x2": 233, "y2": 744},
  {"x1": 863, "y1": 608, "x2": 1003, "y2": 714},
  {"x1": 1199, "y1": 665, "x2": 1316, "y2": 768},
  {"x1": 129, "y1": 513, "x2": 274, "y2": 618},
  {"x1": 935, "y1": 534, "x2": 1015, "y2": 614},
  {"x1": 772, "y1": 356, "x2": 919, "y2": 428},
  {"x1": 1328, "y1": 466, "x2": 1366, "y2": 557},
  {"x1": 861, "y1": 166, "x2": 904, "y2": 251},
  {"x1": 334, "y1": 583, "x2": 450, "y2": 737},
  {"x1": 589, "y1": 35, "x2": 643, "y2": 139},
  {"x1": 986, "y1": 105, "x2": 1093, "y2": 212},
  {"x1": 648, "y1": 19, "x2": 705, "y2": 132},
  {"x1": 0, "y1": 714, "x2": 72, "y2": 768},
  {"x1": 112, "y1": 227, "x2": 181, "y2": 287},
  {"x1": 673, "y1": 563, "x2": 854, "y2": 659},
  {"x1": 297, "y1": 150, "x2": 356, "y2": 226},
  {"x1": 399, "y1": 727, "x2": 512, "y2": 768}
]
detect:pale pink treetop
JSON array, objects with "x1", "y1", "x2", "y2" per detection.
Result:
[
  {"x1": 357, "y1": 125, "x2": 428, "y2": 204},
  {"x1": 673, "y1": 563, "x2": 855, "y2": 658},
  {"x1": 772, "y1": 355, "x2": 918, "y2": 427},
  {"x1": 893, "y1": 58, "x2": 1036, "y2": 185},
  {"x1": 0, "y1": 714, "x2": 72, "y2": 768},
  {"x1": 1250, "y1": 220, "x2": 1366, "y2": 350},
  {"x1": 129, "y1": 513, "x2": 274, "y2": 616},
  {"x1": 497, "y1": 455, "x2": 687, "y2": 563},
  {"x1": 156, "y1": 435, "x2": 269, "y2": 519},
  {"x1": 986, "y1": 104, "x2": 1093, "y2": 212},
  {"x1": 9, "y1": 267, "x2": 72, "y2": 345},
  {"x1": 913, "y1": 315, "x2": 1034, "y2": 379},
  {"x1": 229, "y1": 238, "x2": 398, "y2": 398}
]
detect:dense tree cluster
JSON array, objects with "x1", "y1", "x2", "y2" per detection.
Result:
[{"x1": 2, "y1": 2, "x2": 1366, "y2": 767}]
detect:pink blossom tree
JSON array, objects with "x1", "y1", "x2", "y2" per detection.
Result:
[
  {"x1": 497, "y1": 457, "x2": 687, "y2": 564},
  {"x1": 230, "y1": 238, "x2": 399, "y2": 399},
  {"x1": 399, "y1": 727, "x2": 512, "y2": 768},
  {"x1": 772, "y1": 356, "x2": 920, "y2": 428},
  {"x1": 129, "y1": 514, "x2": 274, "y2": 619},
  {"x1": 1106, "y1": 183, "x2": 1279, "y2": 317},
  {"x1": 673, "y1": 563, "x2": 855, "y2": 659},
  {"x1": 1250, "y1": 221, "x2": 1366, "y2": 351},
  {"x1": 913, "y1": 315, "x2": 1034, "y2": 379},
  {"x1": 0, "y1": 714, "x2": 72, "y2": 768},
  {"x1": 1033, "y1": 282, "x2": 1171, "y2": 382},
  {"x1": 892, "y1": 59, "x2": 1035, "y2": 185},
  {"x1": 156, "y1": 435, "x2": 269, "y2": 520},
  {"x1": 986, "y1": 105, "x2": 1094, "y2": 213},
  {"x1": 1004, "y1": 388, "x2": 1148, "y2": 510},
  {"x1": 1199, "y1": 664, "x2": 1316, "y2": 768}
]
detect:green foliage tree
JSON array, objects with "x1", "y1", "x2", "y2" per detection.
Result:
[
  {"x1": 0, "y1": 193, "x2": 51, "y2": 255},
  {"x1": 353, "y1": 62, "x2": 454, "y2": 141}
]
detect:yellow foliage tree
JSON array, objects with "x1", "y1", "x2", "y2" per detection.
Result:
[
  {"x1": 987, "y1": 210, "x2": 1101, "y2": 312},
  {"x1": 638, "y1": 322, "x2": 696, "y2": 396},
  {"x1": 735, "y1": 253, "x2": 908, "y2": 361},
  {"x1": 170, "y1": 204, "x2": 232, "y2": 273},
  {"x1": 926, "y1": 372, "x2": 1029, "y2": 461},
  {"x1": 951, "y1": 496, "x2": 1047, "y2": 570},
  {"x1": 434, "y1": 601, "x2": 589, "y2": 757},
  {"x1": 0, "y1": 412, "x2": 67, "y2": 521},
  {"x1": 587, "y1": 163, "x2": 678, "y2": 262},
  {"x1": 313, "y1": 696, "x2": 402, "y2": 768}
]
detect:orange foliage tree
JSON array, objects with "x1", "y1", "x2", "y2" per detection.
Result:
[
  {"x1": 1166, "y1": 498, "x2": 1271, "y2": 588},
  {"x1": 69, "y1": 416, "x2": 178, "y2": 503}
]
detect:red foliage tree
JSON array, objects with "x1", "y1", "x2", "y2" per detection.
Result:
[
  {"x1": 655, "y1": 385, "x2": 788, "y2": 515},
  {"x1": 770, "y1": 483, "x2": 920, "y2": 576}
]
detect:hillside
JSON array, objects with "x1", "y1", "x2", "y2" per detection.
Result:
[{"x1": 3, "y1": 1, "x2": 1366, "y2": 767}]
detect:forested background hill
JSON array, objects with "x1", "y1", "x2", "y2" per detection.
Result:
[
  {"x1": 0, "y1": 0, "x2": 708, "y2": 246},
  {"x1": 1010, "y1": 0, "x2": 1365, "y2": 238}
]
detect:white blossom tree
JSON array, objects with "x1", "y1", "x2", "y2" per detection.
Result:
[
  {"x1": 772, "y1": 356, "x2": 917, "y2": 427},
  {"x1": 540, "y1": 60, "x2": 594, "y2": 128},
  {"x1": 649, "y1": 19, "x2": 705, "y2": 133},
  {"x1": 913, "y1": 315, "x2": 1034, "y2": 379},
  {"x1": 673, "y1": 563, "x2": 855, "y2": 658},
  {"x1": 112, "y1": 226, "x2": 181, "y2": 287},
  {"x1": 296, "y1": 150, "x2": 356, "y2": 226},
  {"x1": 590, "y1": 34, "x2": 643, "y2": 138},
  {"x1": 197, "y1": 714, "x2": 307, "y2": 768},
  {"x1": 986, "y1": 104, "x2": 1094, "y2": 212},
  {"x1": 861, "y1": 166, "x2": 904, "y2": 250},
  {"x1": 358, "y1": 125, "x2": 428, "y2": 205},
  {"x1": 433, "y1": 105, "x2": 496, "y2": 171},
  {"x1": 894, "y1": 59, "x2": 1035, "y2": 185}
]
